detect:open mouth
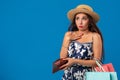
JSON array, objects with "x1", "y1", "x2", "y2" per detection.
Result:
[{"x1": 79, "y1": 26, "x2": 83, "y2": 28}]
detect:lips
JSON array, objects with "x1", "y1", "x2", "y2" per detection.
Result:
[{"x1": 79, "y1": 26, "x2": 83, "y2": 28}]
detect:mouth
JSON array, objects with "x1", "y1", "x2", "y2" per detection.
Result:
[{"x1": 79, "y1": 26, "x2": 83, "y2": 28}]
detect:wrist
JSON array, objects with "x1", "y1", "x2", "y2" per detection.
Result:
[{"x1": 73, "y1": 59, "x2": 81, "y2": 64}]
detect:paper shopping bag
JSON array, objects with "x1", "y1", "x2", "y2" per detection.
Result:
[
  {"x1": 94, "y1": 63, "x2": 115, "y2": 72},
  {"x1": 93, "y1": 58, "x2": 115, "y2": 72},
  {"x1": 85, "y1": 72, "x2": 118, "y2": 80}
]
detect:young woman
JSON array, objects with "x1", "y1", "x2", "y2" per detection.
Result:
[{"x1": 60, "y1": 4, "x2": 103, "y2": 80}]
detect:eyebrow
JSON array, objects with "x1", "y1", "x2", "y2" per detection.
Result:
[{"x1": 76, "y1": 15, "x2": 88, "y2": 18}]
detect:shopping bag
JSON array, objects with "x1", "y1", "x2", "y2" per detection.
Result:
[
  {"x1": 94, "y1": 63, "x2": 114, "y2": 72},
  {"x1": 85, "y1": 58, "x2": 118, "y2": 80},
  {"x1": 85, "y1": 72, "x2": 110, "y2": 80},
  {"x1": 85, "y1": 72, "x2": 118, "y2": 80},
  {"x1": 52, "y1": 58, "x2": 68, "y2": 73},
  {"x1": 93, "y1": 58, "x2": 115, "y2": 72}
]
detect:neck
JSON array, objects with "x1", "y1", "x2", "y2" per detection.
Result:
[{"x1": 78, "y1": 30, "x2": 90, "y2": 35}]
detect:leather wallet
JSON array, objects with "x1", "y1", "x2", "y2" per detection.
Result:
[{"x1": 52, "y1": 58, "x2": 68, "y2": 73}]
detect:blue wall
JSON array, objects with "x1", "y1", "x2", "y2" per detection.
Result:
[{"x1": 0, "y1": 0, "x2": 119, "y2": 80}]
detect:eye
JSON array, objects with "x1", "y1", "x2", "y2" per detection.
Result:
[
  {"x1": 75, "y1": 17, "x2": 79, "y2": 20},
  {"x1": 82, "y1": 17, "x2": 88, "y2": 20}
]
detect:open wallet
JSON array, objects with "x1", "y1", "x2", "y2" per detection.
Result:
[{"x1": 52, "y1": 58, "x2": 68, "y2": 73}]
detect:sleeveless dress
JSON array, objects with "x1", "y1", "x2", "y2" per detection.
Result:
[{"x1": 62, "y1": 40, "x2": 93, "y2": 80}]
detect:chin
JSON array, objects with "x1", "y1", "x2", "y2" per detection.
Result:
[{"x1": 78, "y1": 29, "x2": 87, "y2": 31}]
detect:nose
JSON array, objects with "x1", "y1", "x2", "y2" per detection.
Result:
[{"x1": 79, "y1": 19, "x2": 82, "y2": 25}]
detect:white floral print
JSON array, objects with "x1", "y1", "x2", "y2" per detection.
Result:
[{"x1": 62, "y1": 41, "x2": 93, "y2": 80}]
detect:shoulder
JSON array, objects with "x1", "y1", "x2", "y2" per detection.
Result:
[
  {"x1": 65, "y1": 31, "x2": 77, "y2": 36},
  {"x1": 64, "y1": 31, "x2": 72, "y2": 38},
  {"x1": 92, "y1": 32, "x2": 101, "y2": 39},
  {"x1": 92, "y1": 32, "x2": 102, "y2": 42},
  {"x1": 65, "y1": 31, "x2": 72, "y2": 36},
  {"x1": 64, "y1": 31, "x2": 72, "y2": 40},
  {"x1": 64, "y1": 31, "x2": 74, "y2": 41}
]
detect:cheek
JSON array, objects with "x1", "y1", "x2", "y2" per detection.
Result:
[
  {"x1": 75, "y1": 21, "x2": 78, "y2": 26},
  {"x1": 84, "y1": 21, "x2": 89, "y2": 26},
  {"x1": 75, "y1": 21, "x2": 79, "y2": 25}
]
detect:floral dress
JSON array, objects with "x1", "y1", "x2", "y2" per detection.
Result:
[{"x1": 62, "y1": 41, "x2": 93, "y2": 80}]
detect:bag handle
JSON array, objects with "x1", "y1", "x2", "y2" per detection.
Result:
[{"x1": 93, "y1": 58, "x2": 106, "y2": 72}]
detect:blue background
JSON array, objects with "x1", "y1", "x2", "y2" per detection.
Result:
[{"x1": 0, "y1": 0, "x2": 119, "y2": 80}]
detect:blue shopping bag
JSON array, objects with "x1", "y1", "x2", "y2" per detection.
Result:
[
  {"x1": 85, "y1": 72, "x2": 118, "y2": 80},
  {"x1": 85, "y1": 58, "x2": 118, "y2": 80}
]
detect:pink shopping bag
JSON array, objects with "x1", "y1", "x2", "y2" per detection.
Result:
[{"x1": 94, "y1": 63, "x2": 115, "y2": 72}]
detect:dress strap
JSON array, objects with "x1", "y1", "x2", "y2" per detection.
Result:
[{"x1": 92, "y1": 33, "x2": 94, "y2": 42}]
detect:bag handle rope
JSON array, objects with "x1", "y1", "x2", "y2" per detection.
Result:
[{"x1": 93, "y1": 58, "x2": 106, "y2": 72}]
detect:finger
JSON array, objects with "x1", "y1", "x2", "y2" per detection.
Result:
[
  {"x1": 59, "y1": 62, "x2": 68, "y2": 69},
  {"x1": 74, "y1": 33, "x2": 83, "y2": 38},
  {"x1": 74, "y1": 36, "x2": 82, "y2": 40},
  {"x1": 70, "y1": 33, "x2": 83, "y2": 41},
  {"x1": 71, "y1": 35, "x2": 80, "y2": 40},
  {"x1": 62, "y1": 58, "x2": 67, "y2": 60},
  {"x1": 59, "y1": 65, "x2": 66, "y2": 69},
  {"x1": 62, "y1": 66, "x2": 68, "y2": 70},
  {"x1": 78, "y1": 33, "x2": 84, "y2": 37}
]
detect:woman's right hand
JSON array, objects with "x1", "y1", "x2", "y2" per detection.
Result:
[{"x1": 67, "y1": 32, "x2": 83, "y2": 41}]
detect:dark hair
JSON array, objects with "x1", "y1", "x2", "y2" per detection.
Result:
[{"x1": 68, "y1": 12, "x2": 104, "y2": 61}]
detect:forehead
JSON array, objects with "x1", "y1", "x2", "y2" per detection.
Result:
[{"x1": 75, "y1": 13, "x2": 88, "y2": 17}]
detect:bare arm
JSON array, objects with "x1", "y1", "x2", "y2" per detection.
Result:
[{"x1": 60, "y1": 32, "x2": 71, "y2": 58}]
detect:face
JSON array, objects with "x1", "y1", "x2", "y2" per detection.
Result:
[{"x1": 75, "y1": 13, "x2": 89, "y2": 31}]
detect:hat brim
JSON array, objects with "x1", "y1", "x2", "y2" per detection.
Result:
[{"x1": 67, "y1": 8, "x2": 100, "y2": 23}]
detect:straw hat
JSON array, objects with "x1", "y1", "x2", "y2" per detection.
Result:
[{"x1": 67, "y1": 4, "x2": 100, "y2": 23}]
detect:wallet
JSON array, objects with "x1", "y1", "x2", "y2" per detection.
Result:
[{"x1": 52, "y1": 58, "x2": 68, "y2": 73}]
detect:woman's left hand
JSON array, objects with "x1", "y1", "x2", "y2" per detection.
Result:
[{"x1": 59, "y1": 58, "x2": 75, "y2": 70}]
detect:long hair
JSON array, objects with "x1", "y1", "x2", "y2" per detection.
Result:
[{"x1": 68, "y1": 12, "x2": 104, "y2": 61}]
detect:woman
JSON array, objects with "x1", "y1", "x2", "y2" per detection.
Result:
[{"x1": 60, "y1": 4, "x2": 103, "y2": 80}]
